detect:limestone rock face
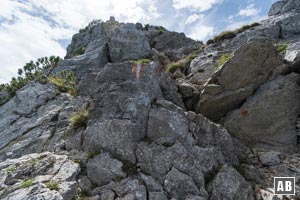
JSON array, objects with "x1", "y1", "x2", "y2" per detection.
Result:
[
  {"x1": 0, "y1": 152, "x2": 80, "y2": 200},
  {"x1": 223, "y1": 73, "x2": 300, "y2": 152}
]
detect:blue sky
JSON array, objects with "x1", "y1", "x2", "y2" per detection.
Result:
[{"x1": 0, "y1": 0, "x2": 277, "y2": 83}]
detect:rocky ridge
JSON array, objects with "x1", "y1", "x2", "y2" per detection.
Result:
[{"x1": 1, "y1": 1, "x2": 300, "y2": 200}]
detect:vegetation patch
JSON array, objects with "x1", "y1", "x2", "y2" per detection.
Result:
[
  {"x1": 208, "y1": 22, "x2": 260, "y2": 44},
  {"x1": 185, "y1": 53, "x2": 198, "y2": 64},
  {"x1": 277, "y1": 44, "x2": 288, "y2": 53},
  {"x1": 155, "y1": 26, "x2": 167, "y2": 34},
  {"x1": 45, "y1": 181, "x2": 59, "y2": 191},
  {"x1": 87, "y1": 150, "x2": 101, "y2": 159},
  {"x1": 131, "y1": 59, "x2": 152, "y2": 64},
  {"x1": 235, "y1": 23, "x2": 260, "y2": 34},
  {"x1": 6, "y1": 167, "x2": 16, "y2": 173},
  {"x1": 70, "y1": 109, "x2": 90, "y2": 128},
  {"x1": 166, "y1": 61, "x2": 185, "y2": 73},
  {"x1": 215, "y1": 53, "x2": 233, "y2": 71},
  {"x1": 22, "y1": 179, "x2": 34, "y2": 188},
  {"x1": 71, "y1": 46, "x2": 86, "y2": 57},
  {"x1": 49, "y1": 70, "x2": 78, "y2": 96}
]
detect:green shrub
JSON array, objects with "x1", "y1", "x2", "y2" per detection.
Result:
[
  {"x1": 72, "y1": 46, "x2": 86, "y2": 57},
  {"x1": 166, "y1": 61, "x2": 185, "y2": 73},
  {"x1": 22, "y1": 179, "x2": 34, "y2": 188},
  {"x1": 45, "y1": 181, "x2": 59, "y2": 191},
  {"x1": 277, "y1": 44, "x2": 288, "y2": 53},
  {"x1": 131, "y1": 59, "x2": 152, "y2": 64},
  {"x1": 49, "y1": 71, "x2": 78, "y2": 96},
  {"x1": 70, "y1": 110, "x2": 90, "y2": 128},
  {"x1": 215, "y1": 53, "x2": 233, "y2": 71}
]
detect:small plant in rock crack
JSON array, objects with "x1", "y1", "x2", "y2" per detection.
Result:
[
  {"x1": 166, "y1": 61, "x2": 185, "y2": 74},
  {"x1": 22, "y1": 178, "x2": 34, "y2": 188},
  {"x1": 277, "y1": 44, "x2": 288, "y2": 53},
  {"x1": 70, "y1": 109, "x2": 90, "y2": 128},
  {"x1": 49, "y1": 70, "x2": 78, "y2": 97},
  {"x1": 215, "y1": 53, "x2": 233, "y2": 71},
  {"x1": 45, "y1": 181, "x2": 59, "y2": 191}
]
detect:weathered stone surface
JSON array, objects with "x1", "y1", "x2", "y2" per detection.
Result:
[
  {"x1": 258, "y1": 151, "x2": 281, "y2": 166},
  {"x1": 285, "y1": 41, "x2": 300, "y2": 62},
  {"x1": 269, "y1": 0, "x2": 300, "y2": 16},
  {"x1": 0, "y1": 152, "x2": 80, "y2": 200},
  {"x1": 195, "y1": 38, "x2": 284, "y2": 121},
  {"x1": 223, "y1": 73, "x2": 300, "y2": 152},
  {"x1": 93, "y1": 178, "x2": 147, "y2": 200},
  {"x1": 208, "y1": 165, "x2": 254, "y2": 200},
  {"x1": 152, "y1": 31, "x2": 199, "y2": 61},
  {"x1": 0, "y1": 82, "x2": 89, "y2": 161},
  {"x1": 186, "y1": 112, "x2": 240, "y2": 165},
  {"x1": 164, "y1": 167, "x2": 202, "y2": 199},
  {"x1": 147, "y1": 100, "x2": 194, "y2": 146},
  {"x1": 87, "y1": 153, "x2": 126, "y2": 186},
  {"x1": 178, "y1": 81, "x2": 200, "y2": 110},
  {"x1": 66, "y1": 21, "x2": 151, "y2": 63},
  {"x1": 0, "y1": 91, "x2": 9, "y2": 106}
]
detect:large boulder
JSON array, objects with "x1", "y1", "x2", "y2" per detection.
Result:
[
  {"x1": 223, "y1": 73, "x2": 300, "y2": 153},
  {"x1": 195, "y1": 38, "x2": 284, "y2": 121},
  {"x1": 0, "y1": 152, "x2": 80, "y2": 200}
]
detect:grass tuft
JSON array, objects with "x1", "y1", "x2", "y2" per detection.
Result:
[
  {"x1": 277, "y1": 44, "x2": 288, "y2": 53},
  {"x1": 22, "y1": 179, "x2": 34, "y2": 188},
  {"x1": 70, "y1": 110, "x2": 90, "y2": 128},
  {"x1": 131, "y1": 59, "x2": 152, "y2": 64},
  {"x1": 215, "y1": 53, "x2": 233, "y2": 71},
  {"x1": 45, "y1": 181, "x2": 59, "y2": 191},
  {"x1": 49, "y1": 71, "x2": 78, "y2": 97},
  {"x1": 166, "y1": 61, "x2": 185, "y2": 73}
]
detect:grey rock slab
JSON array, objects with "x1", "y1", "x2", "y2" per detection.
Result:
[
  {"x1": 87, "y1": 153, "x2": 126, "y2": 186},
  {"x1": 223, "y1": 73, "x2": 300, "y2": 153}
]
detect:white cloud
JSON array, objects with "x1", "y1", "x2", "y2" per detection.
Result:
[
  {"x1": 238, "y1": 4, "x2": 260, "y2": 17},
  {"x1": 173, "y1": 0, "x2": 223, "y2": 12},
  {"x1": 0, "y1": 0, "x2": 160, "y2": 83},
  {"x1": 187, "y1": 25, "x2": 214, "y2": 41},
  {"x1": 185, "y1": 14, "x2": 203, "y2": 25}
]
